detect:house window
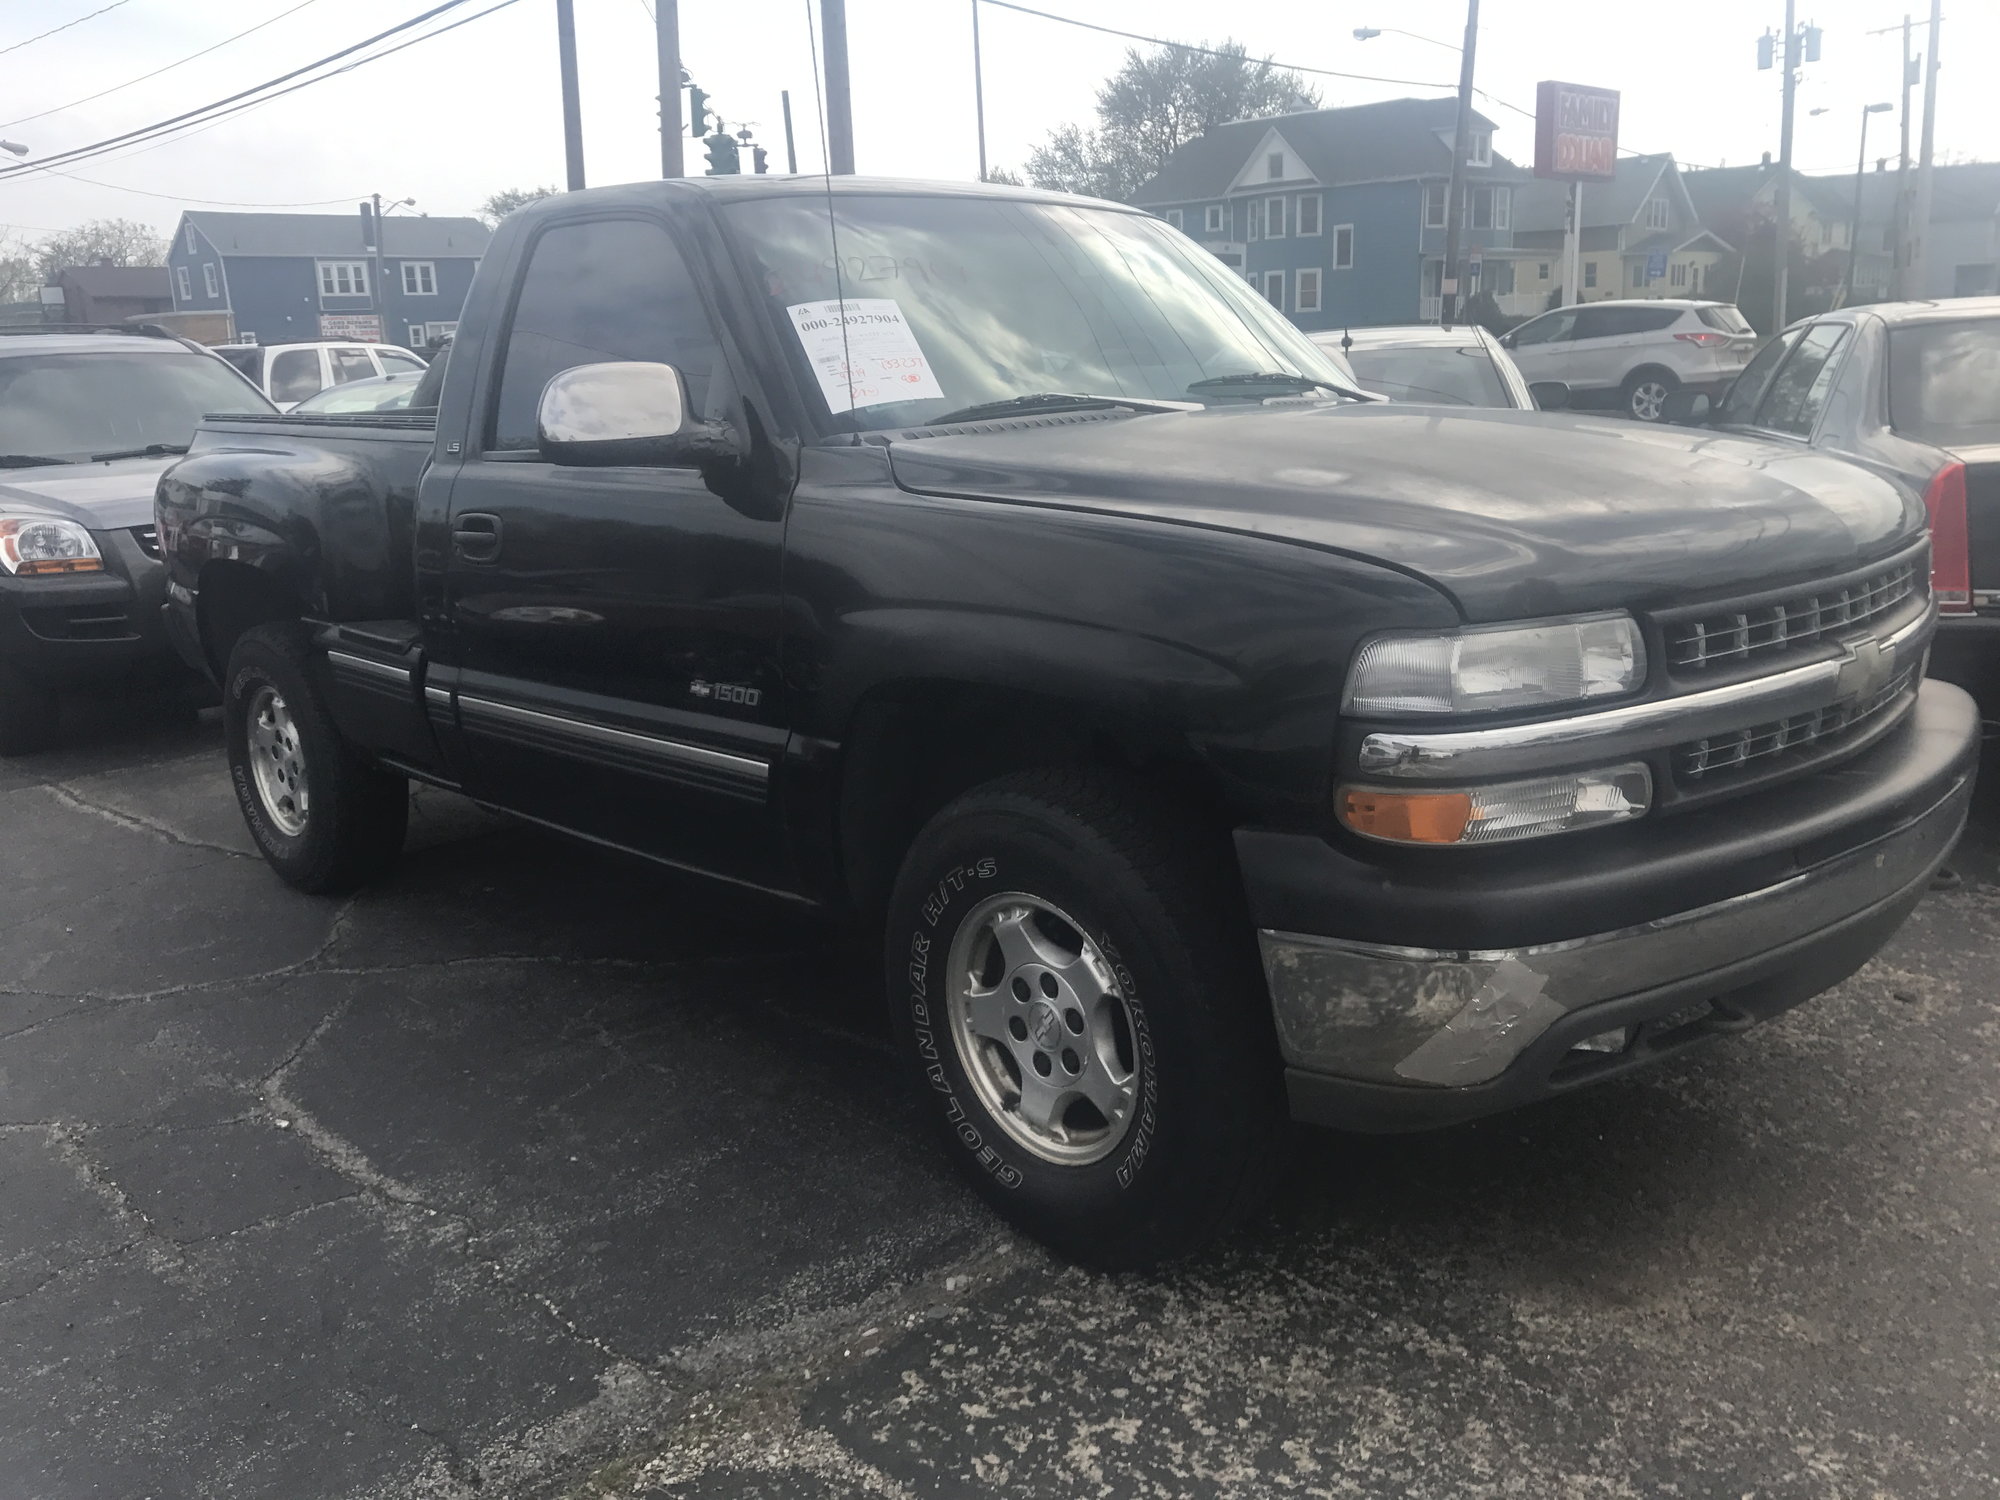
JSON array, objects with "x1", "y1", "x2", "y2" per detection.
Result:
[
  {"x1": 318, "y1": 261, "x2": 370, "y2": 298},
  {"x1": 1332, "y1": 224, "x2": 1354, "y2": 269},
  {"x1": 1670, "y1": 261, "x2": 1689, "y2": 288},
  {"x1": 1645, "y1": 196, "x2": 1670, "y2": 230},
  {"x1": 401, "y1": 261, "x2": 437, "y2": 295},
  {"x1": 1584, "y1": 261, "x2": 1598, "y2": 289},
  {"x1": 183, "y1": 223, "x2": 196, "y2": 254},
  {"x1": 1246, "y1": 200, "x2": 1261, "y2": 240},
  {"x1": 1262, "y1": 270, "x2": 1285, "y2": 310},
  {"x1": 409, "y1": 323, "x2": 427, "y2": 346},
  {"x1": 1205, "y1": 204, "x2": 1224, "y2": 233},
  {"x1": 1267, "y1": 151, "x2": 1284, "y2": 180},
  {"x1": 175, "y1": 265, "x2": 190, "y2": 301},
  {"x1": 1424, "y1": 181, "x2": 1447, "y2": 228},
  {"x1": 1470, "y1": 186, "x2": 1510, "y2": 230},
  {"x1": 1494, "y1": 186, "x2": 1510, "y2": 230},
  {"x1": 1469, "y1": 131, "x2": 1492, "y2": 166},
  {"x1": 1265, "y1": 196, "x2": 1287, "y2": 238},
  {"x1": 1538, "y1": 262, "x2": 1550, "y2": 280},
  {"x1": 1296, "y1": 267, "x2": 1322, "y2": 313},
  {"x1": 1630, "y1": 261, "x2": 1642, "y2": 286},
  {"x1": 1296, "y1": 194, "x2": 1321, "y2": 237},
  {"x1": 202, "y1": 263, "x2": 218, "y2": 298}
]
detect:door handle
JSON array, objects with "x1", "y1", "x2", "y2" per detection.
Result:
[{"x1": 452, "y1": 512, "x2": 502, "y2": 562}]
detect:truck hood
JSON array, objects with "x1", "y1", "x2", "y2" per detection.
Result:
[
  {"x1": 0, "y1": 455, "x2": 177, "y2": 532},
  {"x1": 885, "y1": 402, "x2": 1924, "y2": 622}
]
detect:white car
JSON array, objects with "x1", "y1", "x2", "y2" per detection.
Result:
[
  {"x1": 1313, "y1": 324, "x2": 1560, "y2": 410},
  {"x1": 1498, "y1": 299, "x2": 1759, "y2": 422},
  {"x1": 213, "y1": 341, "x2": 428, "y2": 412}
]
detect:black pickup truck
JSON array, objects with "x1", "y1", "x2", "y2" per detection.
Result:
[{"x1": 158, "y1": 177, "x2": 1978, "y2": 1266}]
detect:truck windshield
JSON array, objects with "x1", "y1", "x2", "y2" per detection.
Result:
[
  {"x1": 0, "y1": 351, "x2": 271, "y2": 462},
  {"x1": 1887, "y1": 319, "x2": 2000, "y2": 446},
  {"x1": 721, "y1": 193, "x2": 1359, "y2": 434}
]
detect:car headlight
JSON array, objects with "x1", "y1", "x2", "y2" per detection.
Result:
[
  {"x1": 1343, "y1": 612, "x2": 1645, "y2": 716},
  {"x1": 0, "y1": 515, "x2": 103, "y2": 576}
]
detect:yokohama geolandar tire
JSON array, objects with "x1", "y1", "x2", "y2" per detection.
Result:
[
  {"x1": 885, "y1": 770, "x2": 1289, "y2": 1269},
  {"x1": 224, "y1": 623, "x2": 408, "y2": 894}
]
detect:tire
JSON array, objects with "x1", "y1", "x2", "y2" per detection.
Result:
[
  {"x1": 0, "y1": 660, "x2": 59, "y2": 757},
  {"x1": 1622, "y1": 367, "x2": 1678, "y2": 423},
  {"x1": 224, "y1": 623, "x2": 408, "y2": 893},
  {"x1": 884, "y1": 769, "x2": 1288, "y2": 1268}
]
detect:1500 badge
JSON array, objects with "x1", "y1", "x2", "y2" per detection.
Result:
[{"x1": 689, "y1": 680, "x2": 761, "y2": 707}]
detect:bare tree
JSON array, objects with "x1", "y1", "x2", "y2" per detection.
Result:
[
  {"x1": 0, "y1": 235, "x2": 38, "y2": 306},
  {"x1": 1027, "y1": 41, "x2": 1319, "y2": 202},
  {"x1": 478, "y1": 186, "x2": 558, "y2": 227},
  {"x1": 32, "y1": 218, "x2": 168, "y2": 281}
]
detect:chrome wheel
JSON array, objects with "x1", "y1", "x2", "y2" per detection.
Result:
[
  {"x1": 1628, "y1": 378, "x2": 1670, "y2": 421},
  {"x1": 946, "y1": 891, "x2": 1140, "y2": 1166},
  {"x1": 247, "y1": 684, "x2": 309, "y2": 836}
]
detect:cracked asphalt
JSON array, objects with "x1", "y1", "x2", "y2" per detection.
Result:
[{"x1": 4, "y1": 695, "x2": 1999, "y2": 1500}]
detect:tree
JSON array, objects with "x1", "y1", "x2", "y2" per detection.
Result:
[
  {"x1": 981, "y1": 166, "x2": 1025, "y2": 186},
  {"x1": 0, "y1": 235, "x2": 37, "y2": 305},
  {"x1": 479, "y1": 186, "x2": 558, "y2": 226},
  {"x1": 1026, "y1": 41, "x2": 1319, "y2": 203},
  {"x1": 32, "y1": 218, "x2": 166, "y2": 281}
]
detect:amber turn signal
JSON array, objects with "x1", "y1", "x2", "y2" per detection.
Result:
[{"x1": 1338, "y1": 788, "x2": 1474, "y2": 844}]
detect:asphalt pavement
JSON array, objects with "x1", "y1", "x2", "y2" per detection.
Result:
[{"x1": 4, "y1": 694, "x2": 1999, "y2": 1500}]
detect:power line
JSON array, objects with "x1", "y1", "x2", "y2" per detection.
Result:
[
  {"x1": 29, "y1": 164, "x2": 366, "y2": 208},
  {"x1": 0, "y1": 0, "x2": 134, "y2": 60},
  {"x1": 2, "y1": 0, "x2": 326, "y2": 131},
  {"x1": 0, "y1": 0, "x2": 477, "y2": 180}
]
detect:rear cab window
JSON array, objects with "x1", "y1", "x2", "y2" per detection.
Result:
[
  {"x1": 268, "y1": 347, "x2": 323, "y2": 404},
  {"x1": 1887, "y1": 318, "x2": 2000, "y2": 446}
]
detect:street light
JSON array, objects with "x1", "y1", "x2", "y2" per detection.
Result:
[
  {"x1": 1846, "y1": 102, "x2": 1894, "y2": 305},
  {"x1": 1353, "y1": 25, "x2": 1461, "y2": 52},
  {"x1": 0, "y1": 140, "x2": 28, "y2": 157}
]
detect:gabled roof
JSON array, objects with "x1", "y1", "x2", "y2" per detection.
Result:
[
  {"x1": 1130, "y1": 97, "x2": 1514, "y2": 205},
  {"x1": 51, "y1": 265, "x2": 171, "y2": 297},
  {"x1": 1681, "y1": 162, "x2": 1780, "y2": 226},
  {"x1": 1512, "y1": 153, "x2": 1678, "y2": 233},
  {"x1": 181, "y1": 210, "x2": 490, "y2": 258}
]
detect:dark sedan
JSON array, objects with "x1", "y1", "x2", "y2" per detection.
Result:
[{"x1": 1673, "y1": 296, "x2": 2000, "y2": 685}]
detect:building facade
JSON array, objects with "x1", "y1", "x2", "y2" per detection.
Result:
[
  {"x1": 1130, "y1": 98, "x2": 1538, "y2": 330},
  {"x1": 42, "y1": 265, "x2": 174, "y2": 326},
  {"x1": 167, "y1": 210, "x2": 490, "y2": 349},
  {"x1": 1513, "y1": 155, "x2": 1732, "y2": 307}
]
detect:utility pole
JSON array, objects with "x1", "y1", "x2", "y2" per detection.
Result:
[
  {"x1": 821, "y1": 0, "x2": 855, "y2": 174},
  {"x1": 1773, "y1": 0, "x2": 1798, "y2": 333},
  {"x1": 1911, "y1": 0, "x2": 1941, "y2": 297},
  {"x1": 370, "y1": 193, "x2": 386, "y2": 339},
  {"x1": 656, "y1": 0, "x2": 682, "y2": 177},
  {"x1": 971, "y1": 0, "x2": 988, "y2": 181},
  {"x1": 555, "y1": 0, "x2": 585, "y2": 190},
  {"x1": 781, "y1": 90, "x2": 798, "y2": 174},
  {"x1": 1563, "y1": 181, "x2": 1584, "y2": 307},
  {"x1": 1897, "y1": 16, "x2": 1915, "y2": 296},
  {"x1": 1845, "y1": 103, "x2": 1892, "y2": 306},
  {"x1": 1437, "y1": 0, "x2": 1479, "y2": 326}
]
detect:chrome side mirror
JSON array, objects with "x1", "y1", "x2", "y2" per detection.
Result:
[{"x1": 537, "y1": 361, "x2": 728, "y2": 467}]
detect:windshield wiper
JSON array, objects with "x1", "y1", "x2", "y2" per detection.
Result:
[
  {"x1": 1185, "y1": 371, "x2": 1354, "y2": 398},
  {"x1": 927, "y1": 392, "x2": 1188, "y2": 425},
  {"x1": 0, "y1": 454, "x2": 72, "y2": 468},
  {"x1": 89, "y1": 442, "x2": 190, "y2": 462}
]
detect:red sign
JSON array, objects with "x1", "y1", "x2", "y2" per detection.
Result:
[{"x1": 1534, "y1": 80, "x2": 1620, "y2": 182}]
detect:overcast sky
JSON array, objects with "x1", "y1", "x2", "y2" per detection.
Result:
[{"x1": 1, "y1": 0, "x2": 1995, "y2": 250}]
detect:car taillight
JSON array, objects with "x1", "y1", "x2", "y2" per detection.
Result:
[
  {"x1": 1673, "y1": 331, "x2": 1728, "y2": 347},
  {"x1": 1923, "y1": 461, "x2": 1973, "y2": 615}
]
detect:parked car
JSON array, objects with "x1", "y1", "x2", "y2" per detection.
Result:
[
  {"x1": 213, "y1": 340, "x2": 428, "y2": 411},
  {"x1": 1500, "y1": 299, "x2": 1758, "y2": 422},
  {"x1": 1669, "y1": 295, "x2": 2000, "y2": 686},
  {"x1": 290, "y1": 371, "x2": 423, "y2": 415},
  {"x1": 0, "y1": 326, "x2": 274, "y2": 752},
  {"x1": 158, "y1": 177, "x2": 1975, "y2": 1267},
  {"x1": 1312, "y1": 324, "x2": 1563, "y2": 410}
]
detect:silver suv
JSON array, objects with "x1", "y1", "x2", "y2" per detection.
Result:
[{"x1": 1499, "y1": 299, "x2": 1758, "y2": 422}]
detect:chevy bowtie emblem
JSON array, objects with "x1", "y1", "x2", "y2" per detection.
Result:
[{"x1": 1834, "y1": 635, "x2": 1892, "y2": 702}]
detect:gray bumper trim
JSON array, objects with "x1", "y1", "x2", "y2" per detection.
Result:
[{"x1": 1258, "y1": 769, "x2": 1970, "y2": 1088}]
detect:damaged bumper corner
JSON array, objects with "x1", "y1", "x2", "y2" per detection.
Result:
[{"x1": 1251, "y1": 682, "x2": 1979, "y2": 1134}]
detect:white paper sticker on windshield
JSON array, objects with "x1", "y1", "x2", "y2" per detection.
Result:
[{"x1": 786, "y1": 298, "x2": 944, "y2": 413}]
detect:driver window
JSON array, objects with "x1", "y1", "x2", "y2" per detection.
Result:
[
  {"x1": 1510, "y1": 310, "x2": 1574, "y2": 347},
  {"x1": 489, "y1": 218, "x2": 722, "y2": 452}
]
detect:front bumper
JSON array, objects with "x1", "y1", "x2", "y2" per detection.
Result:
[
  {"x1": 1247, "y1": 678, "x2": 1978, "y2": 1132},
  {"x1": 0, "y1": 528, "x2": 186, "y2": 688}
]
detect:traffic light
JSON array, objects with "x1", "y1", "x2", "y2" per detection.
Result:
[
  {"x1": 752, "y1": 145, "x2": 769, "y2": 175},
  {"x1": 1756, "y1": 32, "x2": 1774, "y2": 69},
  {"x1": 703, "y1": 131, "x2": 740, "y2": 175},
  {"x1": 688, "y1": 86, "x2": 710, "y2": 137}
]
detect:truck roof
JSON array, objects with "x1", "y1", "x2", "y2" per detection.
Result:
[
  {"x1": 509, "y1": 174, "x2": 1136, "y2": 220},
  {"x1": 0, "y1": 328, "x2": 199, "y2": 357}
]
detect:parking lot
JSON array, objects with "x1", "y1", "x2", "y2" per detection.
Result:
[{"x1": 4, "y1": 696, "x2": 1998, "y2": 1500}]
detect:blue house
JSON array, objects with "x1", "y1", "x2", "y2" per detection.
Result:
[
  {"x1": 167, "y1": 210, "x2": 490, "y2": 350},
  {"x1": 1130, "y1": 97, "x2": 1538, "y2": 331}
]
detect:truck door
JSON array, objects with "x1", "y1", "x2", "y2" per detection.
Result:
[{"x1": 438, "y1": 215, "x2": 792, "y2": 890}]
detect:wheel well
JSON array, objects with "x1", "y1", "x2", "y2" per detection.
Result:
[
  {"x1": 197, "y1": 561, "x2": 303, "y2": 678},
  {"x1": 1624, "y1": 364, "x2": 1678, "y2": 389},
  {"x1": 835, "y1": 681, "x2": 1221, "y2": 920}
]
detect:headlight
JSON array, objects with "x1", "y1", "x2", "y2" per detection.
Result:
[
  {"x1": 0, "y1": 516, "x2": 103, "y2": 576},
  {"x1": 1338, "y1": 764, "x2": 1653, "y2": 846},
  {"x1": 1343, "y1": 612, "x2": 1645, "y2": 716}
]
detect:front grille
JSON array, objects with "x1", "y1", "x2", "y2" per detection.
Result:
[
  {"x1": 1676, "y1": 662, "x2": 1919, "y2": 782},
  {"x1": 1667, "y1": 558, "x2": 1921, "y2": 670},
  {"x1": 131, "y1": 524, "x2": 160, "y2": 558}
]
